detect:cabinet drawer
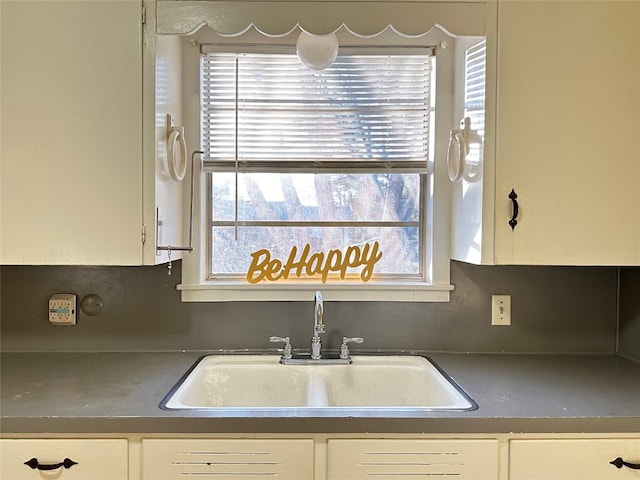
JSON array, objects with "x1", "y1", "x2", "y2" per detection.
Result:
[
  {"x1": 0, "y1": 439, "x2": 128, "y2": 480},
  {"x1": 327, "y1": 439, "x2": 499, "y2": 480},
  {"x1": 510, "y1": 438, "x2": 640, "y2": 479},
  {"x1": 142, "y1": 438, "x2": 314, "y2": 480}
]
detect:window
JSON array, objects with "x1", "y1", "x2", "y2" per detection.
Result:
[
  {"x1": 201, "y1": 50, "x2": 433, "y2": 285},
  {"x1": 177, "y1": 26, "x2": 485, "y2": 302},
  {"x1": 462, "y1": 40, "x2": 486, "y2": 182}
]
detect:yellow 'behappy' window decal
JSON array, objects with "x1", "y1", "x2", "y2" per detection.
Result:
[{"x1": 247, "y1": 241, "x2": 383, "y2": 284}]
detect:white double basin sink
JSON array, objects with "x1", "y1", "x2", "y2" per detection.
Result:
[{"x1": 161, "y1": 355, "x2": 477, "y2": 416}]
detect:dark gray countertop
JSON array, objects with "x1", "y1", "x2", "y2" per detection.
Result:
[{"x1": 1, "y1": 352, "x2": 639, "y2": 434}]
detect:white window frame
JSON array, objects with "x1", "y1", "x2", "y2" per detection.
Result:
[{"x1": 178, "y1": 26, "x2": 480, "y2": 302}]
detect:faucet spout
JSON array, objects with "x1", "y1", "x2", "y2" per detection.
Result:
[
  {"x1": 311, "y1": 290, "x2": 324, "y2": 360},
  {"x1": 314, "y1": 290, "x2": 324, "y2": 334}
]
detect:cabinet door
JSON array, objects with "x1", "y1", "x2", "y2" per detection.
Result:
[
  {"x1": 327, "y1": 439, "x2": 499, "y2": 480},
  {"x1": 0, "y1": 1, "x2": 143, "y2": 265},
  {"x1": 0, "y1": 439, "x2": 128, "y2": 480},
  {"x1": 510, "y1": 438, "x2": 640, "y2": 479},
  {"x1": 494, "y1": 1, "x2": 640, "y2": 265},
  {"x1": 142, "y1": 438, "x2": 314, "y2": 480}
]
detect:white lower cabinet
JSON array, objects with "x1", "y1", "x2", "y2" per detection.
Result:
[
  {"x1": 327, "y1": 439, "x2": 499, "y2": 480},
  {"x1": 4, "y1": 434, "x2": 639, "y2": 479},
  {"x1": 510, "y1": 438, "x2": 640, "y2": 480},
  {"x1": 141, "y1": 438, "x2": 314, "y2": 480},
  {"x1": 0, "y1": 439, "x2": 128, "y2": 480}
]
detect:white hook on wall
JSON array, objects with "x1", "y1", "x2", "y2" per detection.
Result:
[
  {"x1": 166, "y1": 113, "x2": 188, "y2": 181},
  {"x1": 447, "y1": 117, "x2": 482, "y2": 183}
]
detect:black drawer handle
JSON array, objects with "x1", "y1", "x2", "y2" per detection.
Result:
[
  {"x1": 508, "y1": 189, "x2": 519, "y2": 230},
  {"x1": 610, "y1": 457, "x2": 640, "y2": 470},
  {"x1": 24, "y1": 457, "x2": 78, "y2": 471}
]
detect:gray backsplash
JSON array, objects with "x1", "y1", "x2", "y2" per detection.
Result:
[
  {"x1": 620, "y1": 267, "x2": 640, "y2": 363},
  {"x1": 1, "y1": 261, "x2": 626, "y2": 355}
]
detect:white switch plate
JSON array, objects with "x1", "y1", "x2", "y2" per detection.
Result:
[
  {"x1": 49, "y1": 293, "x2": 77, "y2": 325},
  {"x1": 491, "y1": 294, "x2": 511, "y2": 326}
]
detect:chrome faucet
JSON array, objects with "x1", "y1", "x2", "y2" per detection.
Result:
[
  {"x1": 311, "y1": 290, "x2": 325, "y2": 360},
  {"x1": 269, "y1": 290, "x2": 363, "y2": 364}
]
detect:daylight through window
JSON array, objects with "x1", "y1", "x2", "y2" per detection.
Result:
[{"x1": 201, "y1": 50, "x2": 435, "y2": 283}]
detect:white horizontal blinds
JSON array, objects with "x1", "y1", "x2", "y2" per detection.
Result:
[
  {"x1": 464, "y1": 41, "x2": 486, "y2": 135},
  {"x1": 463, "y1": 40, "x2": 486, "y2": 170},
  {"x1": 201, "y1": 51, "x2": 433, "y2": 173}
]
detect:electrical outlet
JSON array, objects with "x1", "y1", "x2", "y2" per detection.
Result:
[
  {"x1": 491, "y1": 294, "x2": 511, "y2": 326},
  {"x1": 49, "y1": 294, "x2": 77, "y2": 325}
]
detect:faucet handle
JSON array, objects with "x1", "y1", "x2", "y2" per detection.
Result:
[
  {"x1": 269, "y1": 336, "x2": 293, "y2": 360},
  {"x1": 340, "y1": 336, "x2": 364, "y2": 360}
]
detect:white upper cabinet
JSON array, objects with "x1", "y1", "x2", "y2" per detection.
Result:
[
  {"x1": 1, "y1": 1, "x2": 143, "y2": 265},
  {"x1": 0, "y1": 1, "x2": 188, "y2": 266},
  {"x1": 453, "y1": 0, "x2": 640, "y2": 266}
]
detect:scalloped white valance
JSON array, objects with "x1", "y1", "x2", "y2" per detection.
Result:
[{"x1": 156, "y1": 1, "x2": 486, "y2": 37}]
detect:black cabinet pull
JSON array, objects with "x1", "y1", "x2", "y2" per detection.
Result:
[
  {"x1": 508, "y1": 189, "x2": 519, "y2": 230},
  {"x1": 24, "y1": 457, "x2": 78, "y2": 471},
  {"x1": 610, "y1": 457, "x2": 640, "y2": 470}
]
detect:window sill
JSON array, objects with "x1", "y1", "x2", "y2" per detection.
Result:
[{"x1": 177, "y1": 282, "x2": 454, "y2": 302}]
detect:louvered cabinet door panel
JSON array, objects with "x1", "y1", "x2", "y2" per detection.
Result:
[
  {"x1": 327, "y1": 439, "x2": 499, "y2": 480},
  {"x1": 0, "y1": 439, "x2": 128, "y2": 480},
  {"x1": 510, "y1": 439, "x2": 640, "y2": 480},
  {"x1": 142, "y1": 438, "x2": 314, "y2": 480}
]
